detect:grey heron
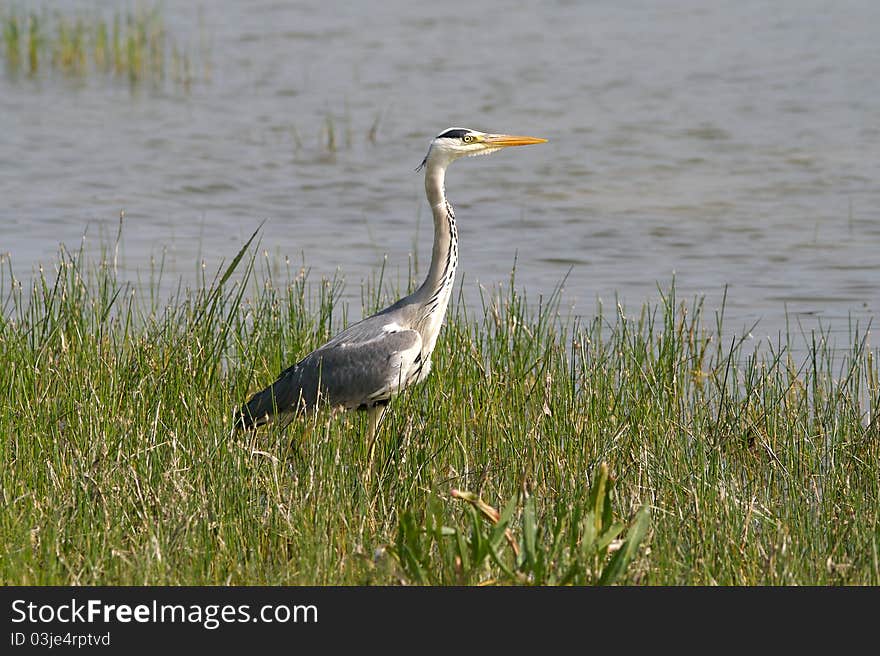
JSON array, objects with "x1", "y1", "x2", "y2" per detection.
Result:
[{"x1": 235, "y1": 127, "x2": 546, "y2": 460}]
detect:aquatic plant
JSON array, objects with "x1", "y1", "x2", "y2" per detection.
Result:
[
  {"x1": 0, "y1": 5, "x2": 205, "y2": 89},
  {"x1": 0, "y1": 231, "x2": 876, "y2": 584}
]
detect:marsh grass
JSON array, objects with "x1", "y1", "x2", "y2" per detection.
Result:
[
  {"x1": 0, "y1": 234, "x2": 878, "y2": 585},
  {"x1": 0, "y1": 5, "x2": 204, "y2": 89}
]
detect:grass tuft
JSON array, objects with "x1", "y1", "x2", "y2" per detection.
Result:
[
  {"x1": 0, "y1": 5, "x2": 205, "y2": 90},
  {"x1": 0, "y1": 233, "x2": 877, "y2": 585}
]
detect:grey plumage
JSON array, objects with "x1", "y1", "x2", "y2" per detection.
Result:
[
  {"x1": 234, "y1": 127, "x2": 546, "y2": 443},
  {"x1": 237, "y1": 307, "x2": 423, "y2": 429}
]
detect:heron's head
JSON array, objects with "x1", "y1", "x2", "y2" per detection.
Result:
[{"x1": 419, "y1": 127, "x2": 546, "y2": 170}]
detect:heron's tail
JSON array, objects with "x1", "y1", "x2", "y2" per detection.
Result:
[
  {"x1": 233, "y1": 367, "x2": 302, "y2": 431},
  {"x1": 233, "y1": 388, "x2": 273, "y2": 431}
]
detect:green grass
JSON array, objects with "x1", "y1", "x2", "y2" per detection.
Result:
[
  {"x1": 0, "y1": 5, "x2": 203, "y2": 89},
  {"x1": 1, "y1": 235, "x2": 878, "y2": 585}
]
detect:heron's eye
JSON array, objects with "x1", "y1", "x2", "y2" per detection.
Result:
[{"x1": 462, "y1": 135, "x2": 475, "y2": 143}]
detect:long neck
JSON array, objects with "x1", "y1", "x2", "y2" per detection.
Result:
[{"x1": 413, "y1": 158, "x2": 458, "y2": 329}]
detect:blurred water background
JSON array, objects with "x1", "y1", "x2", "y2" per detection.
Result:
[{"x1": 1, "y1": 0, "x2": 878, "y2": 348}]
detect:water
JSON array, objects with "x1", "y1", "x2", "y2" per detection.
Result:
[{"x1": 2, "y1": 0, "x2": 878, "y2": 347}]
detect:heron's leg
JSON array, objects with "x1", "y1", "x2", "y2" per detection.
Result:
[
  {"x1": 280, "y1": 419, "x2": 309, "y2": 463},
  {"x1": 366, "y1": 404, "x2": 389, "y2": 470},
  {"x1": 279, "y1": 407, "x2": 315, "y2": 462}
]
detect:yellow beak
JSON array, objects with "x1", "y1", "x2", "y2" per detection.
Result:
[{"x1": 483, "y1": 134, "x2": 548, "y2": 147}]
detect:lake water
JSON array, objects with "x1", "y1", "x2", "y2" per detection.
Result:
[{"x1": 2, "y1": 0, "x2": 878, "y2": 348}]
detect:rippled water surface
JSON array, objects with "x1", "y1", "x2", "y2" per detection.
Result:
[{"x1": 2, "y1": 0, "x2": 878, "y2": 345}]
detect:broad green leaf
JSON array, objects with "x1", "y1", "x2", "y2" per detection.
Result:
[
  {"x1": 598, "y1": 504, "x2": 650, "y2": 586},
  {"x1": 595, "y1": 522, "x2": 625, "y2": 552},
  {"x1": 488, "y1": 495, "x2": 518, "y2": 554},
  {"x1": 522, "y1": 495, "x2": 537, "y2": 567}
]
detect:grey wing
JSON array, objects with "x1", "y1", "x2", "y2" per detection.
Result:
[
  {"x1": 305, "y1": 327, "x2": 424, "y2": 410},
  {"x1": 237, "y1": 325, "x2": 423, "y2": 428}
]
